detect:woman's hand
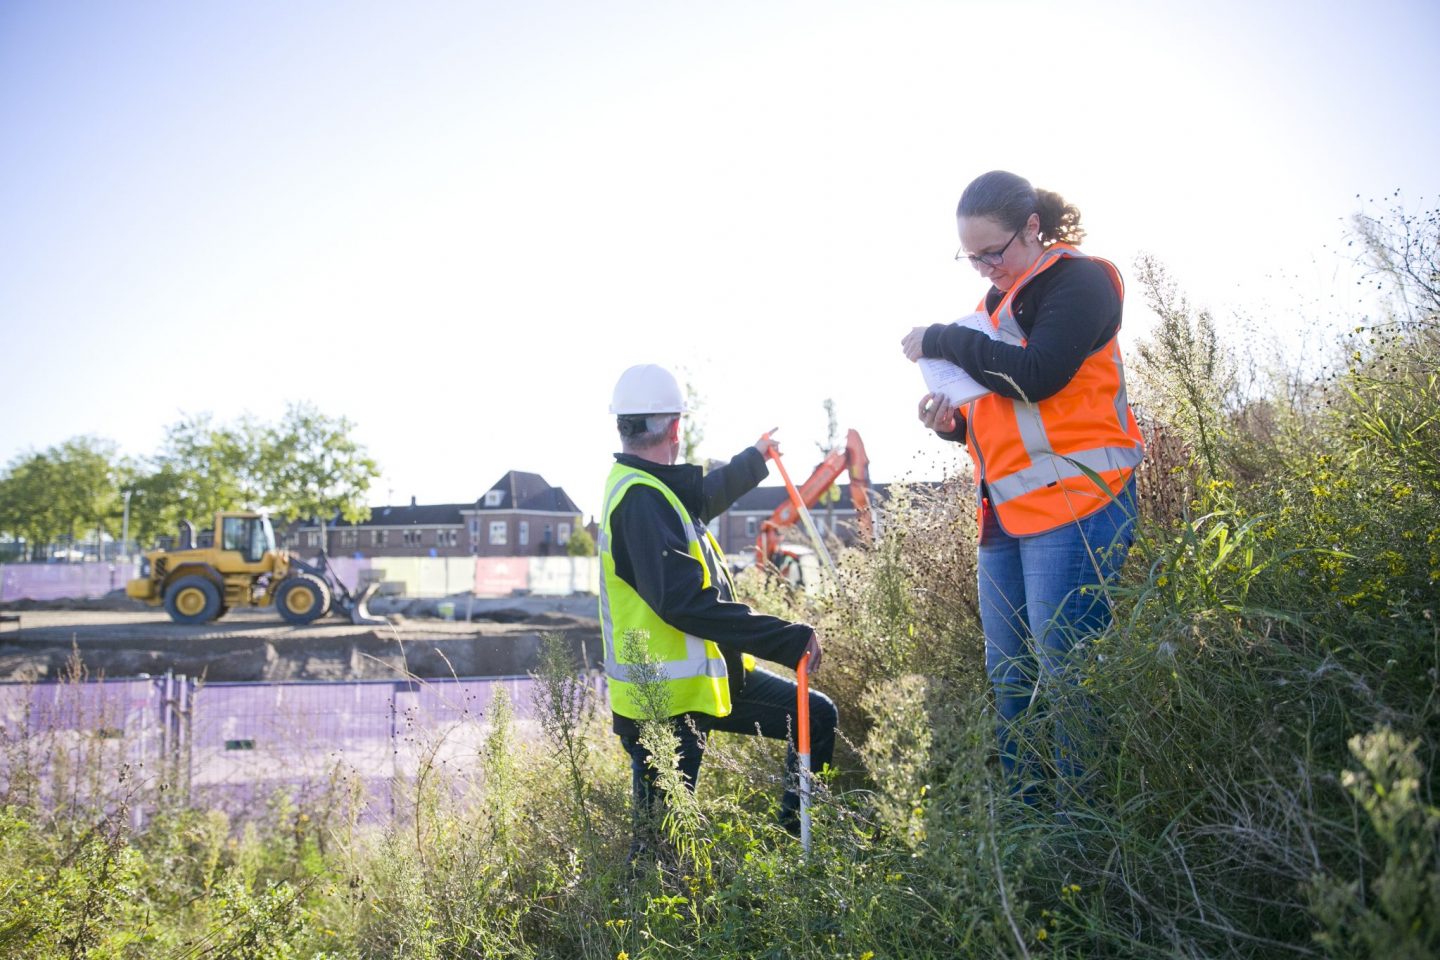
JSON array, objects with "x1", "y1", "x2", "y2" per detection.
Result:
[
  {"x1": 901, "y1": 326, "x2": 929, "y2": 362},
  {"x1": 918, "y1": 392, "x2": 957, "y2": 433}
]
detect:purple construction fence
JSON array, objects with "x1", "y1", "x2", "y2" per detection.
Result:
[
  {"x1": 0, "y1": 676, "x2": 177, "y2": 829},
  {"x1": 0, "y1": 562, "x2": 139, "y2": 602},
  {"x1": 0, "y1": 674, "x2": 604, "y2": 826},
  {"x1": 0, "y1": 556, "x2": 596, "y2": 601}
]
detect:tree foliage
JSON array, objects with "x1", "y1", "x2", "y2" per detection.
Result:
[
  {"x1": 265, "y1": 402, "x2": 379, "y2": 524},
  {"x1": 0, "y1": 437, "x2": 120, "y2": 560},
  {"x1": 565, "y1": 526, "x2": 596, "y2": 557},
  {"x1": 148, "y1": 413, "x2": 271, "y2": 524},
  {"x1": 0, "y1": 406, "x2": 379, "y2": 553}
]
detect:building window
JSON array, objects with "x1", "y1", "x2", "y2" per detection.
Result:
[
  {"x1": 305, "y1": 532, "x2": 319, "y2": 548},
  {"x1": 558, "y1": 523, "x2": 571, "y2": 545},
  {"x1": 469, "y1": 518, "x2": 479, "y2": 537},
  {"x1": 340, "y1": 530, "x2": 357, "y2": 548},
  {"x1": 441, "y1": 530, "x2": 456, "y2": 547},
  {"x1": 745, "y1": 517, "x2": 758, "y2": 538},
  {"x1": 519, "y1": 521, "x2": 529, "y2": 546},
  {"x1": 403, "y1": 530, "x2": 424, "y2": 547},
  {"x1": 485, "y1": 490, "x2": 504, "y2": 507},
  {"x1": 489, "y1": 521, "x2": 507, "y2": 545},
  {"x1": 374, "y1": 530, "x2": 386, "y2": 546}
]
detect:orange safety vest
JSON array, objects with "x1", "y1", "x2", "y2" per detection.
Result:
[{"x1": 964, "y1": 243, "x2": 1144, "y2": 536}]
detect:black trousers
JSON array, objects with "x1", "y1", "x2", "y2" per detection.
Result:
[{"x1": 618, "y1": 667, "x2": 838, "y2": 830}]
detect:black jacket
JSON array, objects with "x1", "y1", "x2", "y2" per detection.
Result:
[
  {"x1": 922, "y1": 256, "x2": 1122, "y2": 443},
  {"x1": 607, "y1": 447, "x2": 813, "y2": 734}
]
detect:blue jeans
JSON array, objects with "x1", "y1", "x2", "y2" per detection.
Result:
[
  {"x1": 618, "y1": 667, "x2": 838, "y2": 837},
  {"x1": 978, "y1": 478, "x2": 1136, "y2": 794}
]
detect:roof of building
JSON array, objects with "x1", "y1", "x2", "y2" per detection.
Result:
[
  {"x1": 293, "y1": 471, "x2": 582, "y2": 529},
  {"x1": 355, "y1": 503, "x2": 469, "y2": 527},
  {"x1": 475, "y1": 471, "x2": 582, "y2": 514}
]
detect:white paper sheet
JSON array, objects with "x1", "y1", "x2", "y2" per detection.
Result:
[{"x1": 916, "y1": 311, "x2": 997, "y2": 407}]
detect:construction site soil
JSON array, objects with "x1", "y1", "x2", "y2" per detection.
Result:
[{"x1": 0, "y1": 595, "x2": 602, "y2": 683}]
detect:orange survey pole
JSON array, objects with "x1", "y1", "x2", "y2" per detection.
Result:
[
  {"x1": 766, "y1": 436, "x2": 817, "y2": 849},
  {"x1": 796, "y1": 654, "x2": 812, "y2": 852},
  {"x1": 766, "y1": 440, "x2": 836, "y2": 573}
]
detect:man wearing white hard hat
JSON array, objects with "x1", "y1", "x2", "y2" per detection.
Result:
[{"x1": 598, "y1": 363, "x2": 834, "y2": 853}]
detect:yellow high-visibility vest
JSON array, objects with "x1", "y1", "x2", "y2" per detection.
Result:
[{"x1": 598, "y1": 462, "x2": 734, "y2": 720}]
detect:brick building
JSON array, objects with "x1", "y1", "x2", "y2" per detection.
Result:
[{"x1": 287, "y1": 471, "x2": 584, "y2": 558}]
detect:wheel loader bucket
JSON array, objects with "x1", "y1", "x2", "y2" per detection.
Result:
[{"x1": 341, "y1": 582, "x2": 389, "y2": 626}]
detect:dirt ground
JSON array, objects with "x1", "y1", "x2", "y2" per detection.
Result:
[{"x1": 0, "y1": 595, "x2": 602, "y2": 683}]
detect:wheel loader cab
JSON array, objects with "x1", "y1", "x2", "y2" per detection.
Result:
[{"x1": 219, "y1": 514, "x2": 276, "y2": 564}]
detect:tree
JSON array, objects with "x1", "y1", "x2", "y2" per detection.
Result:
[
  {"x1": 150, "y1": 413, "x2": 271, "y2": 523},
  {"x1": 265, "y1": 402, "x2": 380, "y2": 525},
  {"x1": 123, "y1": 459, "x2": 189, "y2": 551},
  {"x1": 0, "y1": 437, "x2": 119, "y2": 560},
  {"x1": 0, "y1": 452, "x2": 62, "y2": 560},
  {"x1": 566, "y1": 527, "x2": 596, "y2": 557},
  {"x1": 0, "y1": 405, "x2": 381, "y2": 557},
  {"x1": 54, "y1": 437, "x2": 121, "y2": 557}
]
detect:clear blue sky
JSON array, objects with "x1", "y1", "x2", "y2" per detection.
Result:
[{"x1": 3, "y1": 0, "x2": 1437, "y2": 518}]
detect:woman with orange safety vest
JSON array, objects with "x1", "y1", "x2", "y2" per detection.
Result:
[{"x1": 901, "y1": 170, "x2": 1144, "y2": 801}]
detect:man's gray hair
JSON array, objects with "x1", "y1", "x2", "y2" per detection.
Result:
[{"x1": 617, "y1": 413, "x2": 680, "y2": 449}]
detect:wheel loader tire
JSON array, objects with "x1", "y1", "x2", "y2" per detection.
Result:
[
  {"x1": 164, "y1": 575, "x2": 222, "y2": 624},
  {"x1": 276, "y1": 574, "x2": 331, "y2": 625}
]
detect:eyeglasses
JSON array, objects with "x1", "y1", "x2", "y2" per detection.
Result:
[{"x1": 955, "y1": 226, "x2": 1021, "y2": 268}]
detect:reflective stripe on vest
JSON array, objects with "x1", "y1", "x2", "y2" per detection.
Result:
[
  {"x1": 964, "y1": 244, "x2": 1145, "y2": 536},
  {"x1": 598, "y1": 464, "x2": 732, "y2": 718}
]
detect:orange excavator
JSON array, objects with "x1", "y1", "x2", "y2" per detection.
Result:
[{"x1": 756, "y1": 428, "x2": 873, "y2": 575}]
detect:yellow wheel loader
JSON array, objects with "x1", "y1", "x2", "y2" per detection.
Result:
[{"x1": 125, "y1": 511, "x2": 386, "y2": 626}]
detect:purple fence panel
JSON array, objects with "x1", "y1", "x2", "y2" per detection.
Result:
[
  {"x1": 0, "y1": 561, "x2": 140, "y2": 601},
  {"x1": 189, "y1": 681, "x2": 400, "y2": 821},
  {"x1": 392, "y1": 678, "x2": 540, "y2": 792},
  {"x1": 325, "y1": 557, "x2": 372, "y2": 593},
  {"x1": 0, "y1": 677, "x2": 167, "y2": 826},
  {"x1": 2, "y1": 673, "x2": 606, "y2": 826}
]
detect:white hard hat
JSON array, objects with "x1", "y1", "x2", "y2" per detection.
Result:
[{"x1": 610, "y1": 363, "x2": 687, "y2": 415}]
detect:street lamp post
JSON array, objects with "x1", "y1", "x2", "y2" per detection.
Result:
[{"x1": 120, "y1": 489, "x2": 134, "y2": 562}]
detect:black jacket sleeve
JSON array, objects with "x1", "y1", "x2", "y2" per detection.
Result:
[
  {"x1": 934, "y1": 414, "x2": 967, "y2": 445},
  {"x1": 610, "y1": 485, "x2": 811, "y2": 668},
  {"x1": 920, "y1": 258, "x2": 1120, "y2": 403},
  {"x1": 699, "y1": 446, "x2": 769, "y2": 523}
]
